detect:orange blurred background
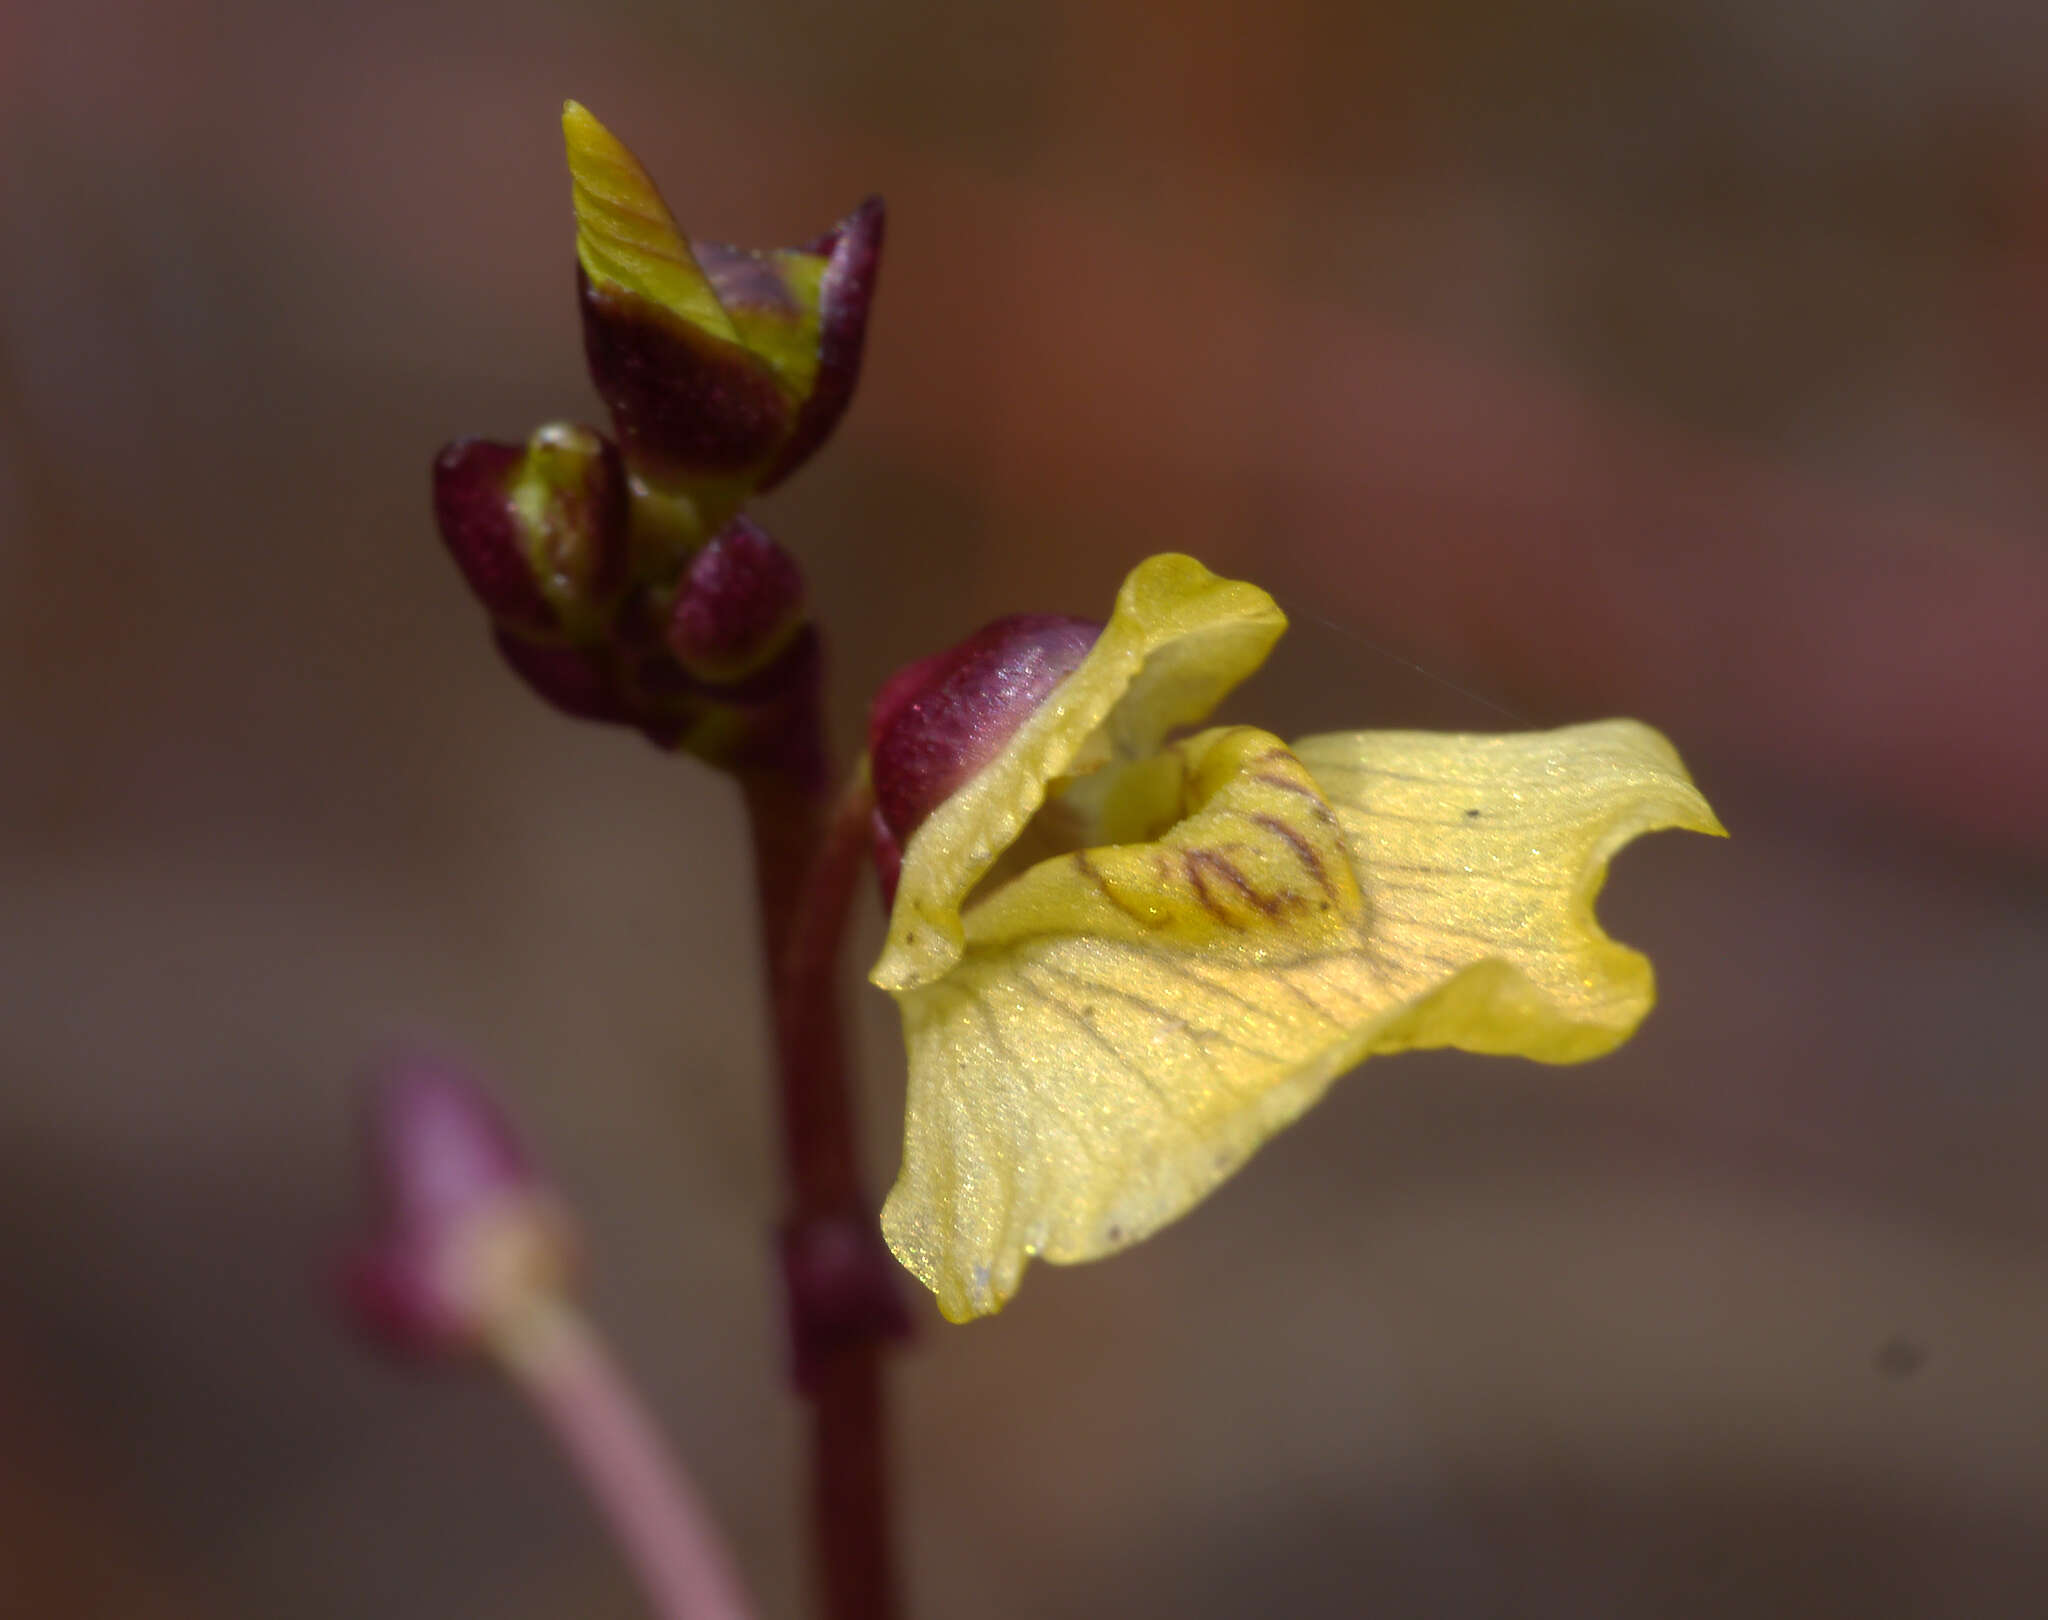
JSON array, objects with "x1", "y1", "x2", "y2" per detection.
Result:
[{"x1": 4, "y1": 0, "x2": 2046, "y2": 1614}]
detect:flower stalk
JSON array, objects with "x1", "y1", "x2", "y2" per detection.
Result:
[
  {"x1": 341, "y1": 1057, "x2": 762, "y2": 1620},
  {"x1": 742, "y1": 759, "x2": 907, "y2": 1620},
  {"x1": 493, "y1": 1297, "x2": 759, "y2": 1620}
]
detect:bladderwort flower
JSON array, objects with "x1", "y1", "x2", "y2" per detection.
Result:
[
  {"x1": 868, "y1": 553, "x2": 1726, "y2": 1320},
  {"x1": 411, "y1": 100, "x2": 1728, "y2": 1615}
]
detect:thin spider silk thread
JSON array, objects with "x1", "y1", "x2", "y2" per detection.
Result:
[{"x1": 1291, "y1": 605, "x2": 1529, "y2": 727}]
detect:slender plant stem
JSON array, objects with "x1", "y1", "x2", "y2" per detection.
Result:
[
  {"x1": 495, "y1": 1299, "x2": 759, "y2": 1620},
  {"x1": 744, "y1": 767, "x2": 867, "y2": 1217},
  {"x1": 741, "y1": 764, "x2": 901, "y2": 1620}
]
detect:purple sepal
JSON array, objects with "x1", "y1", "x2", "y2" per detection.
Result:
[
  {"x1": 578, "y1": 268, "x2": 793, "y2": 483},
  {"x1": 780, "y1": 1214, "x2": 916, "y2": 1394},
  {"x1": 433, "y1": 428, "x2": 630, "y2": 637},
  {"x1": 666, "y1": 515, "x2": 808, "y2": 680},
  {"x1": 760, "y1": 197, "x2": 885, "y2": 490},
  {"x1": 493, "y1": 630, "x2": 635, "y2": 726},
  {"x1": 868, "y1": 613, "x2": 1101, "y2": 851},
  {"x1": 433, "y1": 439, "x2": 555, "y2": 635}
]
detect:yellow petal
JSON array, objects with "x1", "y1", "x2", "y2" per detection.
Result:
[
  {"x1": 872, "y1": 553, "x2": 1286, "y2": 995},
  {"x1": 562, "y1": 101, "x2": 739, "y2": 344},
  {"x1": 1291, "y1": 719, "x2": 1726, "y2": 1059},
  {"x1": 880, "y1": 718, "x2": 1721, "y2": 1320}
]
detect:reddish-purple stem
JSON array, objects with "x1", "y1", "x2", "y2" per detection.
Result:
[{"x1": 741, "y1": 764, "x2": 901, "y2": 1620}]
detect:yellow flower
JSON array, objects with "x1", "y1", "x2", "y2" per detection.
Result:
[{"x1": 870, "y1": 554, "x2": 1725, "y2": 1320}]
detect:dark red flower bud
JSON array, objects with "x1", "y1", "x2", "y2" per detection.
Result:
[
  {"x1": 577, "y1": 268, "x2": 795, "y2": 492},
  {"x1": 668, "y1": 625, "x2": 829, "y2": 787},
  {"x1": 868, "y1": 614, "x2": 1102, "y2": 860},
  {"x1": 492, "y1": 629, "x2": 635, "y2": 727},
  {"x1": 432, "y1": 424, "x2": 628, "y2": 639},
  {"x1": 565, "y1": 105, "x2": 882, "y2": 519},
  {"x1": 666, "y1": 515, "x2": 808, "y2": 682},
  {"x1": 339, "y1": 1053, "x2": 578, "y2": 1362}
]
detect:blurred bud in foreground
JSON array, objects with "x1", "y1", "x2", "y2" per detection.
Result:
[
  {"x1": 564, "y1": 100, "x2": 884, "y2": 543},
  {"x1": 865, "y1": 614, "x2": 1102, "y2": 903},
  {"x1": 341, "y1": 1054, "x2": 579, "y2": 1362}
]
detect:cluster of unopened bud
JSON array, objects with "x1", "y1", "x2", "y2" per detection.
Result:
[
  {"x1": 430, "y1": 103, "x2": 883, "y2": 784},
  {"x1": 434, "y1": 432, "x2": 821, "y2": 775}
]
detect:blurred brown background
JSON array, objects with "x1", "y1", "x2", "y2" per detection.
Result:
[{"x1": 4, "y1": 0, "x2": 2047, "y2": 1614}]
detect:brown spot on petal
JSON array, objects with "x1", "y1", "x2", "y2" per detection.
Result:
[
  {"x1": 1182, "y1": 849, "x2": 1256, "y2": 924},
  {"x1": 1251, "y1": 771, "x2": 1338, "y2": 822},
  {"x1": 1249, "y1": 811, "x2": 1336, "y2": 898},
  {"x1": 1185, "y1": 847, "x2": 1297, "y2": 921},
  {"x1": 1072, "y1": 850, "x2": 1164, "y2": 929},
  {"x1": 1182, "y1": 851, "x2": 1229, "y2": 922}
]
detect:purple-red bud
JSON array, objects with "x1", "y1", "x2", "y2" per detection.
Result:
[
  {"x1": 478, "y1": 513, "x2": 824, "y2": 775},
  {"x1": 432, "y1": 439, "x2": 542, "y2": 628},
  {"x1": 578, "y1": 270, "x2": 795, "y2": 488},
  {"x1": 340, "y1": 1054, "x2": 578, "y2": 1363},
  {"x1": 493, "y1": 629, "x2": 635, "y2": 727},
  {"x1": 666, "y1": 515, "x2": 808, "y2": 681},
  {"x1": 432, "y1": 425, "x2": 628, "y2": 639},
  {"x1": 564, "y1": 105, "x2": 882, "y2": 502},
  {"x1": 868, "y1": 614, "x2": 1102, "y2": 868}
]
